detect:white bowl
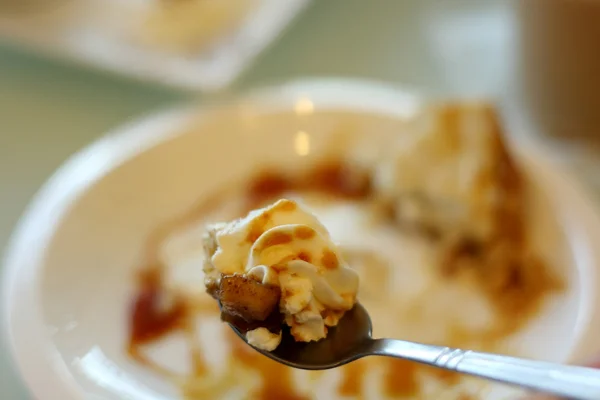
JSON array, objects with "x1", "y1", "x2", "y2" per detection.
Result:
[{"x1": 3, "y1": 79, "x2": 600, "y2": 400}]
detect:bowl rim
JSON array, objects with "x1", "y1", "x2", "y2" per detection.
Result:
[{"x1": 3, "y1": 78, "x2": 600, "y2": 399}]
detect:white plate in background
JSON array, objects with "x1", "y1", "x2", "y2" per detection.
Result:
[
  {"x1": 0, "y1": 0, "x2": 311, "y2": 91},
  {"x1": 2, "y1": 79, "x2": 600, "y2": 399}
]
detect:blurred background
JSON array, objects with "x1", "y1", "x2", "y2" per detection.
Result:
[{"x1": 1, "y1": 0, "x2": 599, "y2": 397}]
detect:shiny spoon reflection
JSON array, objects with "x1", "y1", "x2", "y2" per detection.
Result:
[{"x1": 229, "y1": 303, "x2": 600, "y2": 400}]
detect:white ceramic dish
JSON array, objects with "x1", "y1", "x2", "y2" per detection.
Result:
[
  {"x1": 0, "y1": 0, "x2": 310, "y2": 91},
  {"x1": 3, "y1": 79, "x2": 600, "y2": 399}
]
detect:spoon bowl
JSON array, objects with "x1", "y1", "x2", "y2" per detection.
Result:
[{"x1": 230, "y1": 303, "x2": 374, "y2": 370}]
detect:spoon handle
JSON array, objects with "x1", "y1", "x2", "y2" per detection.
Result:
[{"x1": 371, "y1": 339, "x2": 600, "y2": 400}]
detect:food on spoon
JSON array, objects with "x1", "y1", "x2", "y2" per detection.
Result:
[{"x1": 203, "y1": 199, "x2": 359, "y2": 351}]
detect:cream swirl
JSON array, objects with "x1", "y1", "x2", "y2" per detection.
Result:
[{"x1": 204, "y1": 199, "x2": 359, "y2": 349}]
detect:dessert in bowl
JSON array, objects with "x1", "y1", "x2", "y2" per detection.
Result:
[{"x1": 3, "y1": 80, "x2": 600, "y2": 400}]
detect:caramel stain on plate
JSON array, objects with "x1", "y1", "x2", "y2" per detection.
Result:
[
  {"x1": 321, "y1": 250, "x2": 339, "y2": 269},
  {"x1": 128, "y1": 267, "x2": 188, "y2": 346},
  {"x1": 307, "y1": 162, "x2": 372, "y2": 198},
  {"x1": 381, "y1": 358, "x2": 461, "y2": 397},
  {"x1": 246, "y1": 160, "x2": 373, "y2": 208},
  {"x1": 338, "y1": 360, "x2": 366, "y2": 397},
  {"x1": 382, "y1": 359, "x2": 420, "y2": 397},
  {"x1": 294, "y1": 226, "x2": 316, "y2": 240},
  {"x1": 126, "y1": 158, "x2": 564, "y2": 400},
  {"x1": 248, "y1": 172, "x2": 291, "y2": 203},
  {"x1": 339, "y1": 357, "x2": 461, "y2": 398}
]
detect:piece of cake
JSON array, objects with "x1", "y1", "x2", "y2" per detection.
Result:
[
  {"x1": 375, "y1": 103, "x2": 534, "y2": 296},
  {"x1": 376, "y1": 102, "x2": 522, "y2": 245}
]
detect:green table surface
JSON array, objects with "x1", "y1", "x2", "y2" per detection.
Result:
[{"x1": 0, "y1": 1, "x2": 514, "y2": 398}]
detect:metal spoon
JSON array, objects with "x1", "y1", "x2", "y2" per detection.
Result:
[{"x1": 229, "y1": 303, "x2": 600, "y2": 400}]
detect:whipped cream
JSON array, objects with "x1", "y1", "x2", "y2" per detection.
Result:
[
  {"x1": 246, "y1": 328, "x2": 281, "y2": 352},
  {"x1": 203, "y1": 199, "x2": 359, "y2": 350}
]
